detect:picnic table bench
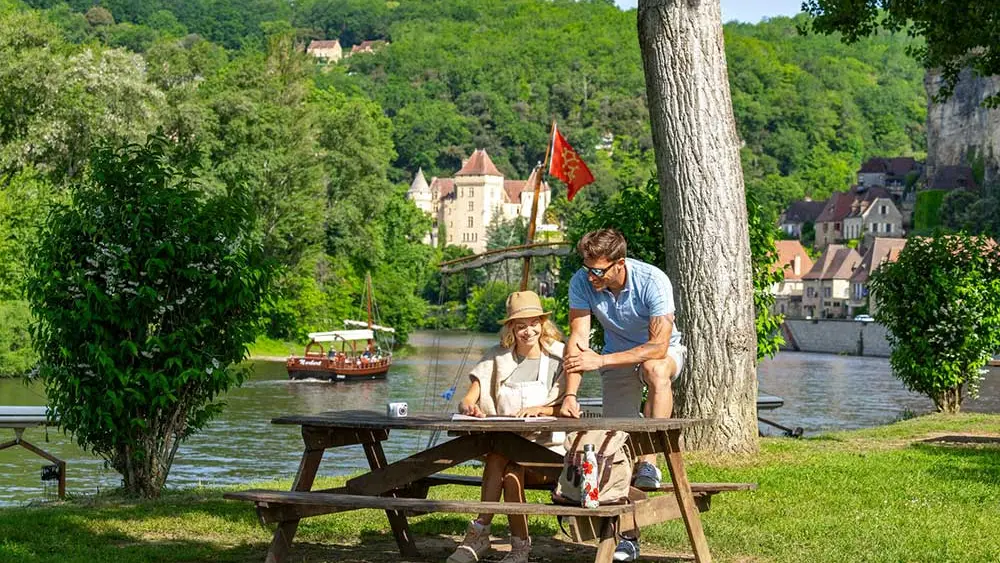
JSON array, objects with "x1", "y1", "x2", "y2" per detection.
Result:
[
  {"x1": 225, "y1": 410, "x2": 755, "y2": 563},
  {"x1": 0, "y1": 406, "x2": 65, "y2": 498}
]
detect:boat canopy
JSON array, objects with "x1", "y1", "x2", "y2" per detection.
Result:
[
  {"x1": 308, "y1": 329, "x2": 374, "y2": 342},
  {"x1": 343, "y1": 319, "x2": 396, "y2": 333}
]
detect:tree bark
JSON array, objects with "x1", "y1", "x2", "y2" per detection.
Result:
[{"x1": 637, "y1": 0, "x2": 758, "y2": 452}]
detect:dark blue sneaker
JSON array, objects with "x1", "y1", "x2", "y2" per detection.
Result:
[{"x1": 613, "y1": 538, "x2": 639, "y2": 562}]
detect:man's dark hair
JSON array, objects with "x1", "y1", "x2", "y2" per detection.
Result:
[{"x1": 577, "y1": 228, "x2": 627, "y2": 263}]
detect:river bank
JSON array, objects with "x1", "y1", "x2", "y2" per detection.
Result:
[{"x1": 1, "y1": 413, "x2": 998, "y2": 563}]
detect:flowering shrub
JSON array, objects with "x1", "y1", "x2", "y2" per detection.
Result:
[{"x1": 26, "y1": 136, "x2": 273, "y2": 497}]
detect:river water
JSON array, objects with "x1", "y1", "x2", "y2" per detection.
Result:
[{"x1": 1, "y1": 331, "x2": 998, "y2": 506}]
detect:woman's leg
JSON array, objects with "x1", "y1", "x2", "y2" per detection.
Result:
[
  {"x1": 476, "y1": 452, "x2": 508, "y2": 525},
  {"x1": 501, "y1": 462, "x2": 529, "y2": 540}
]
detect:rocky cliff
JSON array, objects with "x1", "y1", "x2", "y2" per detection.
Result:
[{"x1": 925, "y1": 69, "x2": 1000, "y2": 186}]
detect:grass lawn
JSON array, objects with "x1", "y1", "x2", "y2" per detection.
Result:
[{"x1": 1, "y1": 413, "x2": 998, "y2": 562}]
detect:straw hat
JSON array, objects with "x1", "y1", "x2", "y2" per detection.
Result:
[{"x1": 500, "y1": 291, "x2": 551, "y2": 323}]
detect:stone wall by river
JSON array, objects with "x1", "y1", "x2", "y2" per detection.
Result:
[{"x1": 781, "y1": 319, "x2": 891, "y2": 357}]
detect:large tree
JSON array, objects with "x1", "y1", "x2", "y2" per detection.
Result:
[
  {"x1": 804, "y1": 0, "x2": 1000, "y2": 104},
  {"x1": 637, "y1": 0, "x2": 758, "y2": 453}
]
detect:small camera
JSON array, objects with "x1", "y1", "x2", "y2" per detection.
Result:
[{"x1": 387, "y1": 401, "x2": 408, "y2": 418}]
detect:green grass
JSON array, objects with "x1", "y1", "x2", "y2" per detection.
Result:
[
  {"x1": 247, "y1": 337, "x2": 303, "y2": 359},
  {"x1": 1, "y1": 414, "x2": 999, "y2": 562}
]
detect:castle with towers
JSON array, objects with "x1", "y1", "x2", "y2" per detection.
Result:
[{"x1": 406, "y1": 149, "x2": 556, "y2": 253}]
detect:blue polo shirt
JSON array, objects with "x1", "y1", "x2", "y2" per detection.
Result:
[{"x1": 569, "y1": 258, "x2": 683, "y2": 354}]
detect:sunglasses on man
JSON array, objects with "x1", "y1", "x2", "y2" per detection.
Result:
[{"x1": 582, "y1": 262, "x2": 618, "y2": 279}]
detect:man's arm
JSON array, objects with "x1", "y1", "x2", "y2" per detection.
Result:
[
  {"x1": 560, "y1": 307, "x2": 591, "y2": 418},
  {"x1": 600, "y1": 314, "x2": 673, "y2": 368}
]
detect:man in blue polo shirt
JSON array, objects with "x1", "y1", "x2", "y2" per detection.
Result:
[{"x1": 562, "y1": 228, "x2": 686, "y2": 561}]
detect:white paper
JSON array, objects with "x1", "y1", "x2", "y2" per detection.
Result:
[{"x1": 451, "y1": 414, "x2": 557, "y2": 422}]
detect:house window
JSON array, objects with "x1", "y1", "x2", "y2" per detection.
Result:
[
  {"x1": 870, "y1": 223, "x2": 876, "y2": 232},
  {"x1": 880, "y1": 205, "x2": 887, "y2": 214},
  {"x1": 459, "y1": 188, "x2": 463, "y2": 198},
  {"x1": 448, "y1": 234, "x2": 453, "y2": 242},
  {"x1": 886, "y1": 223, "x2": 892, "y2": 233},
  {"x1": 467, "y1": 217, "x2": 474, "y2": 228},
  {"x1": 806, "y1": 287, "x2": 815, "y2": 298},
  {"x1": 834, "y1": 222, "x2": 841, "y2": 231},
  {"x1": 823, "y1": 288, "x2": 832, "y2": 298},
  {"x1": 468, "y1": 200, "x2": 474, "y2": 211},
  {"x1": 468, "y1": 186, "x2": 474, "y2": 198}
]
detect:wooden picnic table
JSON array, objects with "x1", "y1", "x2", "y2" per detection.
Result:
[
  {"x1": 226, "y1": 410, "x2": 747, "y2": 563},
  {"x1": 0, "y1": 406, "x2": 65, "y2": 498}
]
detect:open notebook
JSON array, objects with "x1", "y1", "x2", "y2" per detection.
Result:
[{"x1": 451, "y1": 414, "x2": 557, "y2": 422}]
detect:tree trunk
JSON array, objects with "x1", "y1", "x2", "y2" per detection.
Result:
[
  {"x1": 637, "y1": 0, "x2": 758, "y2": 453},
  {"x1": 935, "y1": 385, "x2": 962, "y2": 414}
]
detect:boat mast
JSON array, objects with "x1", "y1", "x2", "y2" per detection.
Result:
[
  {"x1": 365, "y1": 272, "x2": 375, "y2": 353},
  {"x1": 519, "y1": 121, "x2": 556, "y2": 291}
]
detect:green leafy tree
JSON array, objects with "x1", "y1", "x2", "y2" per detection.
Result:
[
  {"x1": 466, "y1": 280, "x2": 515, "y2": 333},
  {"x1": 805, "y1": 1, "x2": 1000, "y2": 105},
  {"x1": 0, "y1": 300, "x2": 34, "y2": 377},
  {"x1": 26, "y1": 136, "x2": 273, "y2": 497},
  {"x1": 869, "y1": 234, "x2": 1000, "y2": 413}
]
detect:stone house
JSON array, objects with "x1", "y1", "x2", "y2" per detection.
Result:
[
  {"x1": 857, "y1": 157, "x2": 923, "y2": 200},
  {"x1": 350, "y1": 40, "x2": 388, "y2": 55},
  {"x1": 406, "y1": 149, "x2": 553, "y2": 253},
  {"x1": 841, "y1": 196, "x2": 904, "y2": 243},
  {"x1": 847, "y1": 237, "x2": 906, "y2": 317},
  {"x1": 801, "y1": 244, "x2": 863, "y2": 319},
  {"x1": 925, "y1": 164, "x2": 979, "y2": 192},
  {"x1": 306, "y1": 39, "x2": 342, "y2": 63},
  {"x1": 770, "y1": 240, "x2": 814, "y2": 318},
  {"x1": 779, "y1": 199, "x2": 826, "y2": 239},
  {"x1": 814, "y1": 186, "x2": 891, "y2": 249}
]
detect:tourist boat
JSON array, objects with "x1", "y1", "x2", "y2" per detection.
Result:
[{"x1": 286, "y1": 274, "x2": 394, "y2": 381}]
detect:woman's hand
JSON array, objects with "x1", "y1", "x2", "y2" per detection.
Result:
[
  {"x1": 459, "y1": 400, "x2": 485, "y2": 417},
  {"x1": 516, "y1": 406, "x2": 551, "y2": 417}
]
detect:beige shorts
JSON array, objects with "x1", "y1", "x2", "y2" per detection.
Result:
[{"x1": 600, "y1": 345, "x2": 687, "y2": 418}]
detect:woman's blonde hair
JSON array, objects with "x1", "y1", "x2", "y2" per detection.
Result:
[{"x1": 499, "y1": 315, "x2": 564, "y2": 350}]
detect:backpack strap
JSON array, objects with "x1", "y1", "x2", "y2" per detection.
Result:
[{"x1": 597, "y1": 431, "x2": 616, "y2": 456}]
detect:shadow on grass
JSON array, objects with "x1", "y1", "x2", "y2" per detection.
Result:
[
  {"x1": 908, "y1": 441, "x2": 1000, "y2": 485},
  {"x1": 1, "y1": 495, "x2": 696, "y2": 563}
]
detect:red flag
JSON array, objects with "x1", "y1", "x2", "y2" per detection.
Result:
[{"x1": 548, "y1": 125, "x2": 594, "y2": 201}]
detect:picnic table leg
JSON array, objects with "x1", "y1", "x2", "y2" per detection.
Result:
[
  {"x1": 593, "y1": 517, "x2": 618, "y2": 563},
  {"x1": 363, "y1": 440, "x2": 420, "y2": 557},
  {"x1": 265, "y1": 447, "x2": 324, "y2": 563},
  {"x1": 660, "y1": 430, "x2": 712, "y2": 563}
]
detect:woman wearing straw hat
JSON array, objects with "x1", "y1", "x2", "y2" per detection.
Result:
[{"x1": 448, "y1": 290, "x2": 567, "y2": 563}]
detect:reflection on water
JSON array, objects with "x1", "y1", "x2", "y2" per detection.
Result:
[{"x1": 2, "y1": 333, "x2": 998, "y2": 506}]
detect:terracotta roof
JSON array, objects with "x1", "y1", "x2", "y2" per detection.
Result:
[
  {"x1": 850, "y1": 237, "x2": 906, "y2": 283},
  {"x1": 803, "y1": 244, "x2": 862, "y2": 280},
  {"x1": 815, "y1": 192, "x2": 856, "y2": 223},
  {"x1": 859, "y1": 157, "x2": 920, "y2": 177},
  {"x1": 430, "y1": 177, "x2": 455, "y2": 199},
  {"x1": 928, "y1": 165, "x2": 978, "y2": 191},
  {"x1": 781, "y1": 199, "x2": 826, "y2": 224},
  {"x1": 773, "y1": 240, "x2": 814, "y2": 281},
  {"x1": 307, "y1": 40, "x2": 340, "y2": 51},
  {"x1": 456, "y1": 149, "x2": 504, "y2": 177},
  {"x1": 351, "y1": 40, "x2": 386, "y2": 54}
]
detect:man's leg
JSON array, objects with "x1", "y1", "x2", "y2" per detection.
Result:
[{"x1": 639, "y1": 357, "x2": 677, "y2": 467}]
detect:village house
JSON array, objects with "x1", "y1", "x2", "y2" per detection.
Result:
[
  {"x1": 814, "y1": 186, "x2": 891, "y2": 249},
  {"x1": 778, "y1": 198, "x2": 826, "y2": 239},
  {"x1": 857, "y1": 157, "x2": 923, "y2": 200},
  {"x1": 350, "y1": 40, "x2": 388, "y2": 55},
  {"x1": 801, "y1": 244, "x2": 863, "y2": 319},
  {"x1": 306, "y1": 39, "x2": 343, "y2": 63},
  {"x1": 770, "y1": 240, "x2": 814, "y2": 318},
  {"x1": 407, "y1": 149, "x2": 553, "y2": 253},
  {"x1": 848, "y1": 237, "x2": 906, "y2": 317},
  {"x1": 841, "y1": 196, "x2": 904, "y2": 244},
  {"x1": 925, "y1": 164, "x2": 979, "y2": 192}
]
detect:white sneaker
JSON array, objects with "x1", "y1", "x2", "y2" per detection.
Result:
[
  {"x1": 633, "y1": 461, "x2": 662, "y2": 488},
  {"x1": 499, "y1": 535, "x2": 531, "y2": 563},
  {"x1": 447, "y1": 520, "x2": 491, "y2": 563},
  {"x1": 613, "y1": 537, "x2": 640, "y2": 561}
]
